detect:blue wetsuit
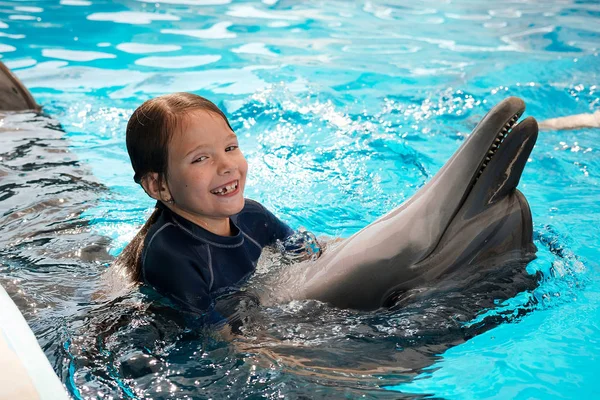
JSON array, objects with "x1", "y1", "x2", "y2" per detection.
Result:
[{"x1": 141, "y1": 199, "x2": 294, "y2": 316}]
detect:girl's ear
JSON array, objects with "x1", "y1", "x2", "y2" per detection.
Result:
[{"x1": 140, "y1": 173, "x2": 172, "y2": 202}]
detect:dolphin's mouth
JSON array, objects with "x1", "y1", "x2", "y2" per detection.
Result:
[{"x1": 474, "y1": 111, "x2": 523, "y2": 184}]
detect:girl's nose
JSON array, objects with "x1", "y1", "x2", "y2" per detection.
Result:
[{"x1": 216, "y1": 154, "x2": 237, "y2": 175}]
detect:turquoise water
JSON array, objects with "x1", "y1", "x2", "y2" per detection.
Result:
[{"x1": 1, "y1": 0, "x2": 599, "y2": 398}]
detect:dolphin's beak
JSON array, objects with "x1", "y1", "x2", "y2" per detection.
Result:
[
  {"x1": 466, "y1": 115, "x2": 538, "y2": 211},
  {"x1": 459, "y1": 96, "x2": 527, "y2": 191}
]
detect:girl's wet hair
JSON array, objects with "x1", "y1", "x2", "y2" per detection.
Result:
[{"x1": 115, "y1": 92, "x2": 233, "y2": 282}]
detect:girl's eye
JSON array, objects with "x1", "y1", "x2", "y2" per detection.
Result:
[
  {"x1": 192, "y1": 156, "x2": 208, "y2": 163},
  {"x1": 225, "y1": 145, "x2": 238, "y2": 152}
]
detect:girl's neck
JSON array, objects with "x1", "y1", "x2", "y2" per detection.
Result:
[{"x1": 168, "y1": 204, "x2": 232, "y2": 236}]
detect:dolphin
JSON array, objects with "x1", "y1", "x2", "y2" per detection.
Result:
[
  {"x1": 266, "y1": 97, "x2": 538, "y2": 311},
  {"x1": 0, "y1": 61, "x2": 40, "y2": 111}
]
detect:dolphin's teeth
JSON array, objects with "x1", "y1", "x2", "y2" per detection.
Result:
[{"x1": 479, "y1": 114, "x2": 520, "y2": 183}]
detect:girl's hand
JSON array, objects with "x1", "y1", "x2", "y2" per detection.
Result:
[{"x1": 278, "y1": 230, "x2": 345, "y2": 262}]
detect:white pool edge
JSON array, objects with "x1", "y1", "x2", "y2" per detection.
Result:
[{"x1": 0, "y1": 285, "x2": 69, "y2": 400}]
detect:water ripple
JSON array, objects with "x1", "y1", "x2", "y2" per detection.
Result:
[
  {"x1": 134, "y1": 54, "x2": 221, "y2": 69},
  {"x1": 161, "y1": 21, "x2": 236, "y2": 39},
  {"x1": 0, "y1": 0, "x2": 599, "y2": 398},
  {"x1": 115, "y1": 42, "x2": 181, "y2": 54},
  {"x1": 42, "y1": 49, "x2": 116, "y2": 62},
  {"x1": 87, "y1": 11, "x2": 180, "y2": 25}
]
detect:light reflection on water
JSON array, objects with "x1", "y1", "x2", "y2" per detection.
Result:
[{"x1": 0, "y1": 0, "x2": 599, "y2": 398}]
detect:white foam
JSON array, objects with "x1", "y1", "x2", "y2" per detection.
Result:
[
  {"x1": 0, "y1": 44, "x2": 16, "y2": 52},
  {"x1": 0, "y1": 22, "x2": 7, "y2": 29},
  {"x1": 267, "y1": 21, "x2": 290, "y2": 28},
  {"x1": 87, "y1": 11, "x2": 180, "y2": 25},
  {"x1": 137, "y1": 0, "x2": 231, "y2": 4},
  {"x1": 226, "y1": 5, "x2": 301, "y2": 20},
  {"x1": 445, "y1": 13, "x2": 491, "y2": 21},
  {"x1": 135, "y1": 54, "x2": 221, "y2": 68},
  {"x1": 60, "y1": 0, "x2": 92, "y2": 5},
  {"x1": 3, "y1": 59, "x2": 37, "y2": 69},
  {"x1": 232, "y1": 42, "x2": 278, "y2": 57},
  {"x1": 161, "y1": 21, "x2": 235, "y2": 39},
  {"x1": 42, "y1": 49, "x2": 117, "y2": 61},
  {"x1": 489, "y1": 9, "x2": 523, "y2": 18},
  {"x1": 116, "y1": 42, "x2": 181, "y2": 54},
  {"x1": 9, "y1": 15, "x2": 36, "y2": 21},
  {"x1": 14, "y1": 6, "x2": 43, "y2": 12},
  {"x1": 0, "y1": 32, "x2": 24, "y2": 39}
]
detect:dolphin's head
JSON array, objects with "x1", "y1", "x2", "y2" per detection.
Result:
[
  {"x1": 436, "y1": 96, "x2": 538, "y2": 238},
  {"x1": 386, "y1": 96, "x2": 539, "y2": 304},
  {"x1": 298, "y1": 97, "x2": 539, "y2": 311},
  {"x1": 404, "y1": 97, "x2": 537, "y2": 253}
]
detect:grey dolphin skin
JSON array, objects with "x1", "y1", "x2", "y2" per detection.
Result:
[
  {"x1": 287, "y1": 97, "x2": 539, "y2": 310},
  {"x1": 0, "y1": 61, "x2": 40, "y2": 111}
]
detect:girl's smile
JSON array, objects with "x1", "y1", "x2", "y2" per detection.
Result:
[{"x1": 210, "y1": 179, "x2": 240, "y2": 196}]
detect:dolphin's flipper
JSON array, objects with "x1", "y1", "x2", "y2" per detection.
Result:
[{"x1": 0, "y1": 61, "x2": 40, "y2": 111}]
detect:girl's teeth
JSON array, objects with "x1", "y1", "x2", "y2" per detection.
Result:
[{"x1": 213, "y1": 181, "x2": 238, "y2": 195}]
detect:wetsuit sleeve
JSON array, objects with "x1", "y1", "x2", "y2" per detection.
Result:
[
  {"x1": 254, "y1": 201, "x2": 322, "y2": 257},
  {"x1": 143, "y1": 242, "x2": 212, "y2": 313},
  {"x1": 256, "y1": 201, "x2": 295, "y2": 244}
]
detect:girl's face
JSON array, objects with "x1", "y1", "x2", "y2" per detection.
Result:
[{"x1": 165, "y1": 110, "x2": 247, "y2": 228}]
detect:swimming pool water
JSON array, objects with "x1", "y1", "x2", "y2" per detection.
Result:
[{"x1": 1, "y1": 0, "x2": 599, "y2": 398}]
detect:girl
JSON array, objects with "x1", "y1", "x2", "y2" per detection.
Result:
[{"x1": 116, "y1": 92, "x2": 319, "y2": 318}]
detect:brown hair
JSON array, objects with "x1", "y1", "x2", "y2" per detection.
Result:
[{"x1": 114, "y1": 92, "x2": 233, "y2": 282}]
